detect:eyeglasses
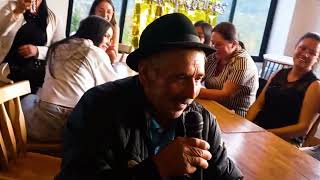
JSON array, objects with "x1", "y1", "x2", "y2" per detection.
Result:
[{"x1": 297, "y1": 45, "x2": 319, "y2": 57}]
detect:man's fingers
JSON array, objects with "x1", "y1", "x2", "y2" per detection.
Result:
[
  {"x1": 188, "y1": 156, "x2": 210, "y2": 169},
  {"x1": 185, "y1": 137, "x2": 210, "y2": 150},
  {"x1": 185, "y1": 146, "x2": 212, "y2": 160}
]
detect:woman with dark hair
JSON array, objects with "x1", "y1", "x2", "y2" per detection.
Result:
[
  {"x1": 89, "y1": 0, "x2": 119, "y2": 63},
  {"x1": 0, "y1": 0, "x2": 64, "y2": 94},
  {"x1": 198, "y1": 22, "x2": 259, "y2": 117},
  {"x1": 22, "y1": 15, "x2": 120, "y2": 142},
  {"x1": 247, "y1": 32, "x2": 320, "y2": 146},
  {"x1": 194, "y1": 20, "x2": 213, "y2": 46}
]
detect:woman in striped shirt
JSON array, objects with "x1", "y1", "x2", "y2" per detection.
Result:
[{"x1": 198, "y1": 22, "x2": 259, "y2": 117}]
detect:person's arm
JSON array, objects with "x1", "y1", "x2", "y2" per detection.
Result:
[
  {"x1": 204, "y1": 110, "x2": 243, "y2": 179},
  {"x1": 268, "y1": 80, "x2": 320, "y2": 139},
  {"x1": 37, "y1": 11, "x2": 65, "y2": 60},
  {"x1": 198, "y1": 81, "x2": 240, "y2": 103},
  {"x1": 87, "y1": 46, "x2": 120, "y2": 85},
  {"x1": 246, "y1": 78, "x2": 273, "y2": 121},
  {"x1": 0, "y1": 1, "x2": 24, "y2": 35},
  {"x1": 106, "y1": 24, "x2": 120, "y2": 63},
  {"x1": 199, "y1": 56, "x2": 255, "y2": 104}
]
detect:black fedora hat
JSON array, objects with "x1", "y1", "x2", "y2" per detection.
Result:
[{"x1": 126, "y1": 13, "x2": 215, "y2": 71}]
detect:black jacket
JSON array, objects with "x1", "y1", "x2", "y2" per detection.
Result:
[{"x1": 56, "y1": 76, "x2": 243, "y2": 180}]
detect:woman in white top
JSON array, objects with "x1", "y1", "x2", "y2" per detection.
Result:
[
  {"x1": 0, "y1": 0, "x2": 64, "y2": 93},
  {"x1": 22, "y1": 15, "x2": 120, "y2": 142}
]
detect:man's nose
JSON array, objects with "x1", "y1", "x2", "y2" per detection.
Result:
[{"x1": 184, "y1": 79, "x2": 198, "y2": 99}]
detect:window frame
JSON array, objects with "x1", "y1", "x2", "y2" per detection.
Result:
[
  {"x1": 66, "y1": 0, "x2": 129, "y2": 43},
  {"x1": 66, "y1": 0, "x2": 278, "y2": 61},
  {"x1": 226, "y1": 0, "x2": 278, "y2": 62}
]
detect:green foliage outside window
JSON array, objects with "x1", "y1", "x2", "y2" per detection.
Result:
[{"x1": 71, "y1": 7, "x2": 81, "y2": 34}]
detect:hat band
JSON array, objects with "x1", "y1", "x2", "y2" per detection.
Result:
[{"x1": 142, "y1": 34, "x2": 201, "y2": 47}]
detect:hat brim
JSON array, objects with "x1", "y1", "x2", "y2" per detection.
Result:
[{"x1": 126, "y1": 42, "x2": 215, "y2": 72}]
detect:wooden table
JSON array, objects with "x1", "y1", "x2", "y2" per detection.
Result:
[
  {"x1": 196, "y1": 99, "x2": 265, "y2": 133},
  {"x1": 196, "y1": 99, "x2": 320, "y2": 179},
  {"x1": 222, "y1": 132, "x2": 320, "y2": 180}
]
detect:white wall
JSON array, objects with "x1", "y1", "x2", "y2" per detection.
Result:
[
  {"x1": 284, "y1": 0, "x2": 320, "y2": 55},
  {"x1": 267, "y1": 0, "x2": 320, "y2": 57},
  {"x1": 47, "y1": 0, "x2": 69, "y2": 36},
  {"x1": 266, "y1": 0, "x2": 296, "y2": 55}
]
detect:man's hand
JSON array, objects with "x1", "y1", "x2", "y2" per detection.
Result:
[
  {"x1": 152, "y1": 137, "x2": 212, "y2": 177},
  {"x1": 18, "y1": 44, "x2": 38, "y2": 58},
  {"x1": 14, "y1": 0, "x2": 32, "y2": 14}
]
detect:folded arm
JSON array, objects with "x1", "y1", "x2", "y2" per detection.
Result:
[
  {"x1": 268, "y1": 81, "x2": 320, "y2": 139},
  {"x1": 199, "y1": 80, "x2": 241, "y2": 103}
]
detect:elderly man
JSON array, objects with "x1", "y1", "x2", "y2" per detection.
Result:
[{"x1": 56, "y1": 13, "x2": 243, "y2": 180}]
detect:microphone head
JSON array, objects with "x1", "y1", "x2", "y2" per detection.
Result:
[{"x1": 185, "y1": 111, "x2": 203, "y2": 139}]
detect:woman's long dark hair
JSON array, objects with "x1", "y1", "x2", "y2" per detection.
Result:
[
  {"x1": 47, "y1": 15, "x2": 112, "y2": 78},
  {"x1": 74, "y1": 15, "x2": 112, "y2": 46},
  {"x1": 194, "y1": 20, "x2": 212, "y2": 45},
  {"x1": 89, "y1": 0, "x2": 116, "y2": 25},
  {"x1": 35, "y1": 0, "x2": 49, "y2": 32},
  {"x1": 212, "y1": 22, "x2": 237, "y2": 41}
]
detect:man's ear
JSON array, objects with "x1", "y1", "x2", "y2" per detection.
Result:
[
  {"x1": 138, "y1": 60, "x2": 157, "y2": 84},
  {"x1": 138, "y1": 60, "x2": 148, "y2": 85}
]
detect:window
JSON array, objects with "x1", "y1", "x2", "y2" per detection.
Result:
[
  {"x1": 217, "y1": 0, "x2": 277, "y2": 61},
  {"x1": 217, "y1": 0, "x2": 234, "y2": 22},
  {"x1": 67, "y1": 0, "x2": 124, "y2": 35},
  {"x1": 67, "y1": 0, "x2": 277, "y2": 59},
  {"x1": 121, "y1": 0, "x2": 135, "y2": 45}
]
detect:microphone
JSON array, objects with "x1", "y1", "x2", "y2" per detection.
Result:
[
  {"x1": 185, "y1": 111, "x2": 204, "y2": 180},
  {"x1": 185, "y1": 111, "x2": 203, "y2": 139}
]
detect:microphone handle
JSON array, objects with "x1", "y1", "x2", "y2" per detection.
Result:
[{"x1": 192, "y1": 168, "x2": 202, "y2": 180}]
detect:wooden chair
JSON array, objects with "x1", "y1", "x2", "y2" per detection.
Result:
[
  {"x1": 0, "y1": 78, "x2": 62, "y2": 157},
  {"x1": 0, "y1": 81, "x2": 61, "y2": 179},
  {"x1": 119, "y1": 43, "x2": 133, "y2": 54},
  {"x1": 261, "y1": 54, "x2": 293, "y2": 80},
  {"x1": 0, "y1": 63, "x2": 13, "y2": 85},
  {"x1": 118, "y1": 43, "x2": 133, "y2": 62},
  {"x1": 303, "y1": 116, "x2": 320, "y2": 147}
]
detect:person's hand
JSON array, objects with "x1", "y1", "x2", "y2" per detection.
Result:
[
  {"x1": 107, "y1": 44, "x2": 116, "y2": 51},
  {"x1": 18, "y1": 44, "x2": 38, "y2": 58},
  {"x1": 14, "y1": 0, "x2": 32, "y2": 14},
  {"x1": 152, "y1": 137, "x2": 212, "y2": 177}
]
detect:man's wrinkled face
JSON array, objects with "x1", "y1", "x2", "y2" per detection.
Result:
[{"x1": 139, "y1": 49, "x2": 205, "y2": 122}]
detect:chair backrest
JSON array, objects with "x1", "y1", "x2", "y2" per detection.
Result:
[
  {"x1": 118, "y1": 43, "x2": 133, "y2": 54},
  {"x1": 261, "y1": 54, "x2": 293, "y2": 80},
  {"x1": 118, "y1": 43, "x2": 133, "y2": 62},
  {"x1": 0, "y1": 63, "x2": 13, "y2": 84},
  {"x1": 0, "y1": 81, "x2": 31, "y2": 169},
  {"x1": 303, "y1": 116, "x2": 320, "y2": 147}
]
